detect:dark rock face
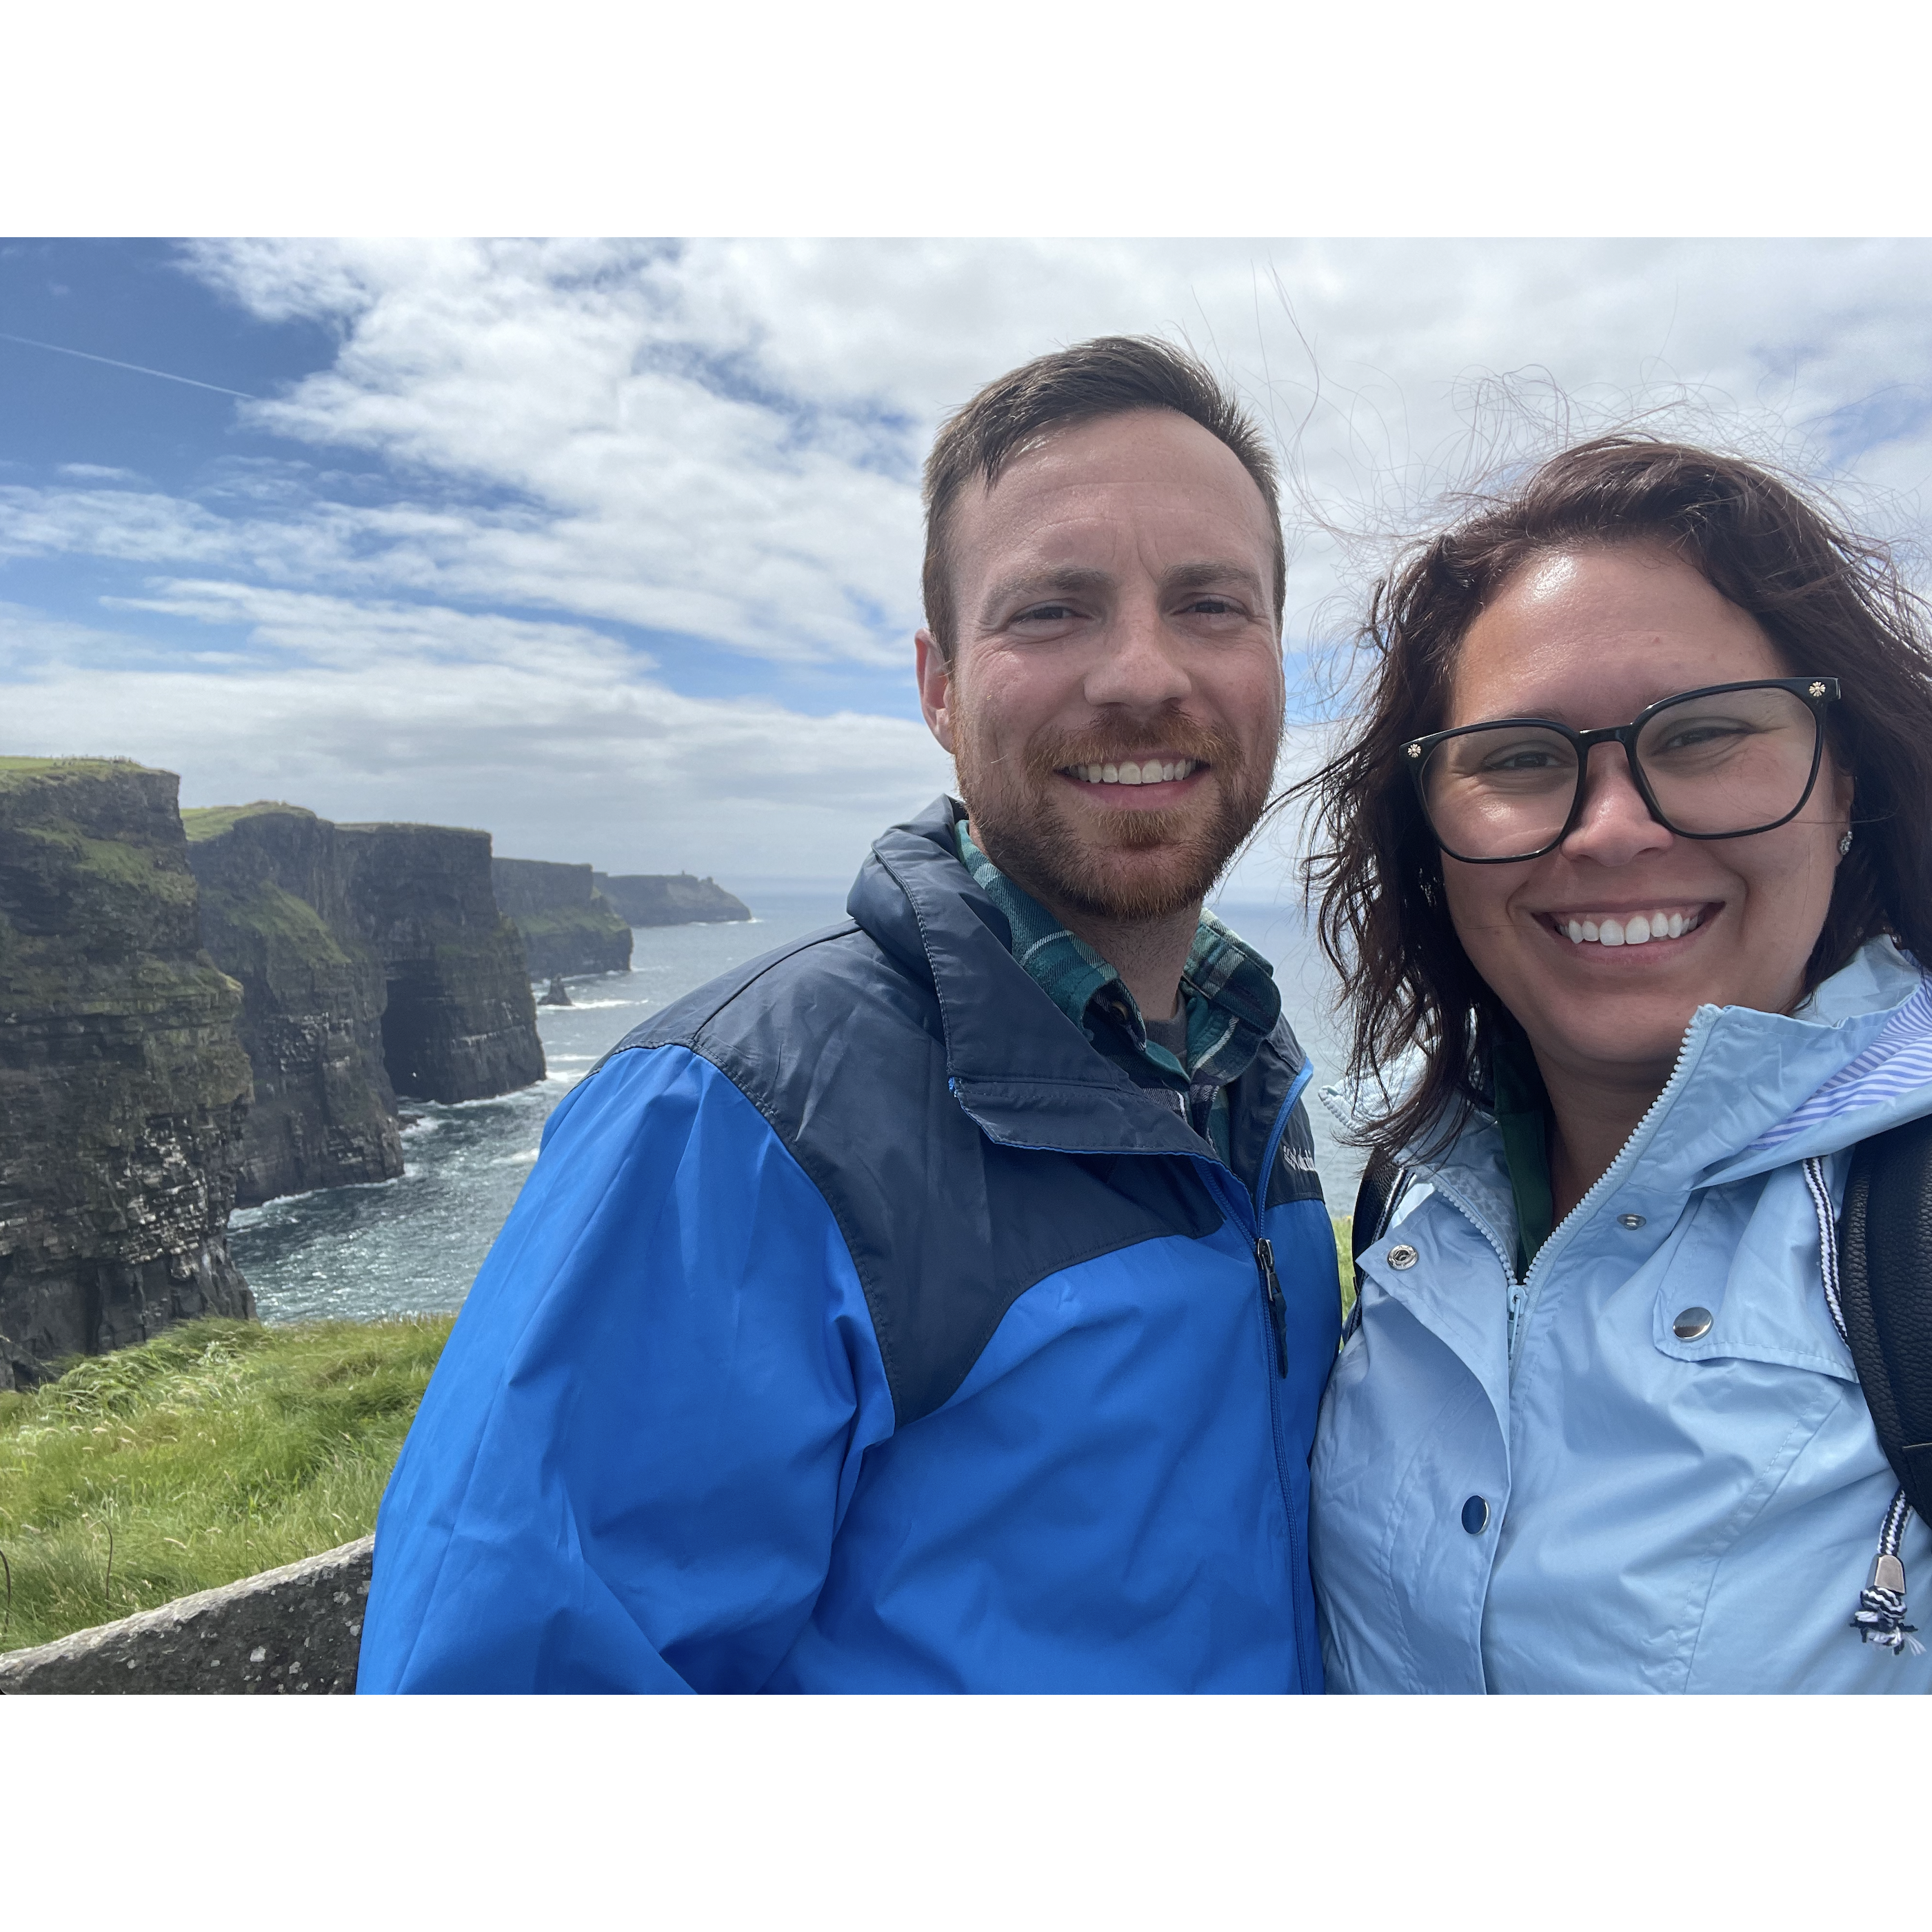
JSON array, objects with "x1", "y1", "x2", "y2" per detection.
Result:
[
  {"x1": 491, "y1": 856, "x2": 633, "y2": 978},
  {"x1": 0, "y1": 760, "x2": 254, "y2": 1383},
  {"x1": 183, "y1": 805, "x2": 404, "y2": 1209},
  {"x1": 0, "y1": 1535, "x2": 372, "y2": 1693},
  {"x1": 338, "y1": 824, "x2": 545, "y2": 1104},
  {"x1": 592, "y1": 870, "x2": 752, "y2": 927}
]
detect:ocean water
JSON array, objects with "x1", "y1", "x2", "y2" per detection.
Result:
[{"x1": 232, "y1": 887, "x2": 1358, "y2": 1327}]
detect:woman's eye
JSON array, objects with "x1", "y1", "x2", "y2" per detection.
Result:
[{"x1": 1651, "y1": 721, "x2": 1753, "y2": 756}]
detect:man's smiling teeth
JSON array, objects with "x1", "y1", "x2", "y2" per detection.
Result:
[
  {"x1": 1071, "y1": 758, "x2": 1198, "y2": 785},
  {"x1": 1561, "y1": 911, "x2": 1702, "y2": 946}
]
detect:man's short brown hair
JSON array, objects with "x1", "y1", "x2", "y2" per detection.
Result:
[{"x1": 920, "y1": 335, "x2": 1285, "y2": 661}]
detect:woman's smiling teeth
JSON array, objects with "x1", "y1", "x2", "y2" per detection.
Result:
[
  {"x1": 1069, "y1": 758, "x2": 1199, "y2": 786},
  {"x1": 1560, "y1": 910, "x2": 1703, "y2": 947}
]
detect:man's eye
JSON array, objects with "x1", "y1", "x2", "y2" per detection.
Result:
[
  {"x1": 1016, "y1": 603, "x2": 1079, "y2": 623},
  {"x1": 1183, "y1": 597, "x2": 1241, "y2": 616}
]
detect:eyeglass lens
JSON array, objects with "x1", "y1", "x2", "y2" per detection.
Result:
[{"x1": 1420, "y1": 684, "x2": 1822, "y2": 861}]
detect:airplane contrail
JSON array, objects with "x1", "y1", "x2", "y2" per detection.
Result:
[{"x1": 0, "y1": 330, "x2": 258, "y2": 401}]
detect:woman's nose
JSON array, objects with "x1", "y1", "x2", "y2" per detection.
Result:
[{"x1": 1560, "y1": 743, "x2": 1674, "y2": 865}]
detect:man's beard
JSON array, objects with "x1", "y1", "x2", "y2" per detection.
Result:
[{"x1": 956, "y1": 711, "x2": 1276, "y2": 924}]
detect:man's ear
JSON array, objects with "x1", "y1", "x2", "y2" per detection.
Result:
[{"x1": 915, "y1": 628, "x2": 956, "y2": 753}]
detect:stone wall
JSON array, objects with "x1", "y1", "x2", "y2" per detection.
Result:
[
  {"x1": 0, "y1": 759, "x2": 254, "y2": 1386},
  {"x1": 338, "y1": 823, "x2": 545, "y2": 1104},
  {"x1": 592, "y1": 870, "x2": 751, "y2": 927},
  {"x1": 490, "y1": 856, "x2": 633, "y2": 978},
  {"x1": 184, "y1": 805, "x2": 403, "y2": 1206},
  {"x1": 0, "y1": 1535, "x2": 372, "y2": 1693}
]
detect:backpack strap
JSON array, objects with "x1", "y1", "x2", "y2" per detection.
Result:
[
  {"x1": 1838, "y1": 1111, "x2": 1932, "y2": 1522},
  {"x1": 1351, "y1": 1148, "x2": 1412, "y2": 1265}
]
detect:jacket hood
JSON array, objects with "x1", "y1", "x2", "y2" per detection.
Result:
[
  {"x1": 1324, "y1": 937, "x2": 1932, "y2": 1220},
  {"x1": 847, "y1": 795, "x2": 1222, "y2": 1158}
]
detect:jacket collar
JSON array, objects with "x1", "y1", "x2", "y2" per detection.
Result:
[
  {"x1": 847, "y1": 795, "x2": 1260, "y2": 1158},
  {"x1": 1325, "y1": 938, "x2": 1932, "y2": 1225}
]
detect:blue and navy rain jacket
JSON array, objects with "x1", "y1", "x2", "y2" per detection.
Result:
[{"x1": 357, "y1": 797, "x2": 1340, "y2": 1693}]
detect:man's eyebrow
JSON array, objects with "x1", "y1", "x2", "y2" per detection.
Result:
[
  {"x1": 976, "y1": 566, "x2": 1115, "y2": 625},
  {"x1": 1161, "y1": 560, "x2": 1269, "y2": 603}
]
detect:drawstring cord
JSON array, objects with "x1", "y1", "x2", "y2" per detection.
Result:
[{"x1": 1803, "y1": 1156, "x2": 1924, "y2": 1656}]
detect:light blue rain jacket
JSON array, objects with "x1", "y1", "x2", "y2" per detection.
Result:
[{"x1": 1312, "y1": 937, "x2": 1932, "y2": 1694}]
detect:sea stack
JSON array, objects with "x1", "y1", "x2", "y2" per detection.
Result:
[
  {"x1": 490, "y1": 857, "x2": 632, "y2": 978},
  {"x1": 592, "y1": 871, "x2": 751, "y2": 927},
  {"x1": 0, "y1": 758, "x2": 254, "y2": 1385},
  {"x1": 183, "y1": 803, "x2": 404, "y2": 1207},
  {"x1": 336, "y1": 823, "x2": 545, "y2": 1103}
]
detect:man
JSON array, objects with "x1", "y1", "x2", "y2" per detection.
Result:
[{"x1": 357, "y1": 336, "x2": 1340, "y2": 1693}]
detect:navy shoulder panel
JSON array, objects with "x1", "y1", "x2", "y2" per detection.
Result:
[
  {"x1": 597, "y1": 923, "x2": 1220, "y2": 1426},
  {"x1": 1234, "y1": 1017, "x2": 1327, "y2": 1214},
  {"x1": 600, "y1": 920, "x2": 872, "y2": 1064}
]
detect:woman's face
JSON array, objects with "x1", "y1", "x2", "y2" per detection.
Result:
[{"x1": 1437, "y1": 543, "x2": 1853, "y2": 1096}]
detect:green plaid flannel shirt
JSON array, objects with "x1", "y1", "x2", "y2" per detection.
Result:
[{"x1": 955, "y1": 819, "x2": 1280, "y2": 1163}]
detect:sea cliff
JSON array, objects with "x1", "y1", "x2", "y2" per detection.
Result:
[
  {"x1": 593, "y1": 871, "x2": 751, "y2": 926},
  {"x1": 183, "y1": 805, "x2": 403, "y2": 1207},
  {"x1": 491, "y1": 857, "x2": 633, "y2": 978},
  {"x1": 0, "y1": 758, "x2": 253, "y2": 1387},
  {"x1": 337, "y1": 823, "x2": 545, "y2": 1103}
]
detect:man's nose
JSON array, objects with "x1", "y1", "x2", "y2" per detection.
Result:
[
  {"x1": 1560, "y1": 742, "x2": 1674, "y2": 865},
  {"x1": 1082, "y1": 602, "x2": 1191, "y2": 710}
]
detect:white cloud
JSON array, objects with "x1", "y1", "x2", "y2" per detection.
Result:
[
  {"x1": 0, "y1": 587, "x2": 952, "y2": 881},
  {"x1": 176, "y1": 239, "x2": 1932, "y2": 649},
  {"x1": 12, "y1": 239, "x2": 1932, "y2": 884}
]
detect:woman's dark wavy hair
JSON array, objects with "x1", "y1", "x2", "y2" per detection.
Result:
[{"x1": 1292, "y1": 435, "x2": 1932, "y2": 1161}]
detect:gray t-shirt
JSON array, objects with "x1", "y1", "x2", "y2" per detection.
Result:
[{"x1": 1143, "y1": 1007, "x2": 1190, "y2": 1067}]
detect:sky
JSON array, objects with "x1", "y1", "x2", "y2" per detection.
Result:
[{"x1": 6, "y1": 237, "x2": 1932, "y2": 891}]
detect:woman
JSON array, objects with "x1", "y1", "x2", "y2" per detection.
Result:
[{"x1": 1301, "y1": 437, "x2": 1932, "y2": 1692}]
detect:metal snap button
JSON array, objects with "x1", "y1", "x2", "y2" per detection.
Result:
[
  {"x1": 1461, "y1": 1495, "x2": 1490, "y2": 1535},
  {"x1": 1388, "y1": 1244, "x2": 1419, "y2": 1269},
  {"x1": 1672, "y1": 1306, "x2": 1713, "y2": 1340},
  {"x1": 1617, "y1": 1212, "x2": 1646, "y2": 1229}
]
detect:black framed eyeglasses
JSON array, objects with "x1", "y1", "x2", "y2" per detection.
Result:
[{"x1": 1405, "y1": 676, "x2": 1841, "y2": 865}]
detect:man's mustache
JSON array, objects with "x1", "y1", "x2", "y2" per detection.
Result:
[{"x1": 1023, "y1": 719, "x2": 1243, "y2": 781}]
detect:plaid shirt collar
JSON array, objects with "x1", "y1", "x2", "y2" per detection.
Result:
[{"x1": 954, "y1": 818, "x2": 1280, "y2": 1094}]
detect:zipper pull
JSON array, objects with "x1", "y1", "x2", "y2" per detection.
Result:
[{"x1": 1256, "y1": 1237, "x2": 1287, "y2": 1377}]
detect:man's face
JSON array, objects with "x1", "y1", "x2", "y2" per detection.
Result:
[{"x1": 916, "y1": 408, "x2": 1285, "y2": 925}]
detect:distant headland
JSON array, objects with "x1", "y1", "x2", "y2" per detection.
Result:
[{"x1": 592, "y1": 871, "x2": 750, "y2": 927}]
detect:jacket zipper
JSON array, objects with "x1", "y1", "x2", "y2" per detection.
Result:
[
  {"x1": 1255, "y1": 1236, "x2": 1288, "y2": 1376},
  {"x1": 1247, "y1": 1056, "x2": 1311, "y2": 1378},
  {"x1": 1189, "y1": 1058, "x2": 1307, "y2": 1377},
  {"x1": 1505, "y1": 1009, "x2": 1713, "y2": 1365}
]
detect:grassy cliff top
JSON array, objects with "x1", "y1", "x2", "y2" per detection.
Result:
[
  {"x1": 0, "y1": 755, "x2": 158, "y2": 793},
  {"x1": 335, "y1": 819, "x2": 490, "y2": 838},
  {"x1": 0, "y1": 1316, "x2": 451, "y2": 1653},
  {"x1": 179, "y1": 801, "x2": 316, "y2": 842}
]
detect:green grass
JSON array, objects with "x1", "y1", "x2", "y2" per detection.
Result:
[
  {"x1": 0, "y1": 754, "x2": 145, "y2": 792},
  {"x1": 179, "y1": 801, "x2": 314, "y2": 842},
  {"x1": 511, "y1": 905, "x2": 630, "y2": 940},
  {"x1": 0, "y1": 1316, "x2": 451, "y2": 1653},
  {"x1": 204, "y1": 876, "x2": 352, "y2": 962}
]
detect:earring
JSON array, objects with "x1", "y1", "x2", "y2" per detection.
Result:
[{"x1": 1839, "y1": 832, "x2": 1854, "y2": 857}]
